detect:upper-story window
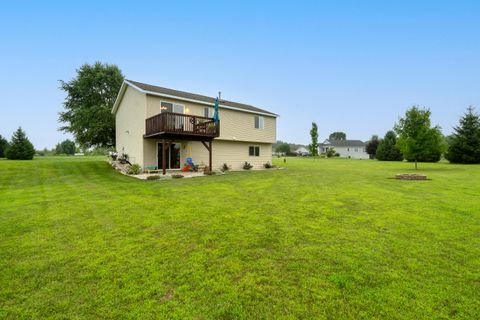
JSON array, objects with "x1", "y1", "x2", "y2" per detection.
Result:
[
  {"x1": 161, "y1": 101, "x2": 184, "y2": 114},
  {"x1": 254, "y1": 115, "x2": 264, "y2": 129},
  {"x1": 204, "y1": 107, "x2": 214, "y2": 118}
]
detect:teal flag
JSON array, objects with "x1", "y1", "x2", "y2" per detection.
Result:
[{"x1": 213, "y1": 97, "x2": 219, "y2": 124}]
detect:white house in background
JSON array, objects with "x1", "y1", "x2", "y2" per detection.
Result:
[{"x1": 318, "y1": 139, "x2": 369, "y2": 159}]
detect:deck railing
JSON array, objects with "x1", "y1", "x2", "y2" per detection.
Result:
[{"x1": 145, "y1": 112, "x2": 220, "y2": 138}]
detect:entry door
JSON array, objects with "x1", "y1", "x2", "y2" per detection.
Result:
[{"x1": 158, "y1": 143, "x2": 181, "y2": 169}]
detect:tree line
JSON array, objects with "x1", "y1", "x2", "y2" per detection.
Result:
[
  {"x1": 365, "y1": 106, "x2": 480, "y2": 167},
  {"x1": 0, "y1": 128, "x2": 80, "y2": 160}
]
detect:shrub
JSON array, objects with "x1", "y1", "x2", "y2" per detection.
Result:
[
  {"x1": 221, "y1": 163, "x2": 230, "y2": 172},
  {"x1": 128, "y1": 164, "x2": 142, "y2": 175},
  {"x1": 171, "y1": 174, "x2": 184, "y2": 179},
  {"x1": 109, "y1": 151, "x2": 118, "y2": 161},
  {"x1": 326, "y1": 149, "x2": 336, "y2": 158},
  {"x1": 118, "y1": 153, "x2": 129, "y2": 164},
  {"x1": 203, "y1": 165, "x2": 210, "y2": 173},
  {"x1": 263, "y1": 162, "x2": 275, "y2": 169},
  {"x1": 6, "y1": 127, "x2": 35, "y2": 160},
  {"x1": 146, "y1": 175, "x2": 161, "y2": 180},
  {"x1": 243, "y1": 161, "x2": 253, "y2": 170}
]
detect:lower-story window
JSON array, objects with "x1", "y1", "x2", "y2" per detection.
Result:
[{"x1": 249, "y1": 146, "x2": 260, "y2": 157}]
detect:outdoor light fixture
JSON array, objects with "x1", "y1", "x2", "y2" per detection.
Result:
[{"x1": 185, "y1": 107, "x2": 190, "y2": 114}]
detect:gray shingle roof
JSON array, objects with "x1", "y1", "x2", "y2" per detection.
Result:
[
  {"x1": 318, "y1": 140, "x2": 366, "y2": 147},
  {"x1": 126, "y1": 79, "x2": 277, "y2": 116}
]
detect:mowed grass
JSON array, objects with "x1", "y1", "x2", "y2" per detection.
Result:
[{"x1": 0, "y1": 156, "x2": 479, "y2": 319}]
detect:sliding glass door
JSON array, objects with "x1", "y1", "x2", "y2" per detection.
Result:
[{"x1": 158, "y1": 143, "x2": 181, "y2": 169}]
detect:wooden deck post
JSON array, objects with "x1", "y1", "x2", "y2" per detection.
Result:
[
  {"x1": 201, "y1": 140, "x2": 213, "y2": 171},
  {"x1": 162, "y1": 139, "x2": 166, "y2": 175},
  {"x1": 209, "y1": 140, "x2": 212, "y2": 171}
]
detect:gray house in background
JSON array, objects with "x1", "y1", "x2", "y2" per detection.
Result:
[{"x1": 318, "y1": 139, "x2": 369, "y2": 159}]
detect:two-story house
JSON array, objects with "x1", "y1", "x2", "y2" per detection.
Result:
[
  {"x1": 318, "y1": 139, "x2": 369, "y2": 159},
  {"x1": 112, "y1": 80, "x2": 278, "y2": 173}
]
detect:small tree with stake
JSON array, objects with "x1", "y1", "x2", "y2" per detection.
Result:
[
  {"x1": 309, "y1": 122, "x2": 319, "y2": 156},
  {"x1": 394, "y1": 106, "x2": 443, "y2": 169},
  {"x1": 6, "y1": 127, "x2": 35, "y2": 160}
]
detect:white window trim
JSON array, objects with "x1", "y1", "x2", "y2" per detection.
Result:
[
  {"x1": 160, "y1": 101, "x2": 185, "y2": 114},
  {"x1": 249, "y1": 145, "x2": 260, "y2": 157},
  {"x1": 204, "y1": 107, "x2": 214, "y2": 118},
  {"x1": 254, "y1": 116, "x2": 264, "y2": 129}
]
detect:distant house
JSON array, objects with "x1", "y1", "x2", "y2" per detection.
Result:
[
  {"x1": 294, "y1": 146, "x2": 310, "y2": 156},
  {"x1": 318, "y1": 139, "x2": 369, "y2": 159}
]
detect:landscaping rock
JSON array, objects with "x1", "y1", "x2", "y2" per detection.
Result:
[{"x1": 395, "y1": 173, "x2": 427, "y2": 180}]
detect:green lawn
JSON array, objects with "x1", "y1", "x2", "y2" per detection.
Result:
[{"x1": 0, "y1": 156, "x2": 479, "y2": 319}]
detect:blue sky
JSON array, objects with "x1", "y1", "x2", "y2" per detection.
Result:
[{"x1": 1, "y1": 0, "x2": 479, "y2": 148}]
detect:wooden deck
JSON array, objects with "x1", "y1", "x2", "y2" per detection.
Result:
[{"x1": 144, "y1": 112, "x2": 220, "y2": 140}]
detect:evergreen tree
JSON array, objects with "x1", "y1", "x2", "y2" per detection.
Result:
[
  {"x1": 6, "y1": 128, "x2": 35, "y2": 160},
  {"x1": 309, "y1": 122, "x2": 319, "y2": 156},
  {"x1": 365, "y1": 135, "x2": 379, "y2": 159},
  {"x1": 445, "y1": 106, "x2": 480, "y2": 164},
  {"x1": 376, "y1": 131, "x2": 403, "y2": 161},
  {"x1": 0, "y1": 134, "x2": 9, "y2": 158},
  {"x1": 395, "y1": 106, "x2": 443, "y2": 169}
]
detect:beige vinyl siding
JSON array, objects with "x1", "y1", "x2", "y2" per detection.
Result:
[
  {"x1": 142, "y1": 140, "x2": 272, "y2": 170},
  {"x1": 187, "y1": 141, "x2": 272, "y2": 170},
  {"x1": 146, "y1": 95, "x2": 206, "y2": 118},
  {"x1": 115, "y1": 86, "x2": 147, "y2": 165},
  {"x1": 216, "y1": 108, "x2": 275, "y2": 143},
  {"x1": 118, "y1": 91, "x2": 276, "y2": 168},
  {"x1": 146, "y1": 95, "x2": 276, "y2": 143}
]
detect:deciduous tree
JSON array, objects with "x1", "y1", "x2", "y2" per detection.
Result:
[
  {"x1": 329, "y1": 132, "x2": 346, "y2": 141},
  {"x1": 59, "y1": 62, "x2": 124, "y2": 148},
  {"x1": 55, "y1": 139, "x2": 76, "y2": 155},
  {"x1": 275, "y1": 142, "x2": 291, "y2": 154},
  {"x1": 394, "y1": 106, "x2": 443, "y2": 169}
]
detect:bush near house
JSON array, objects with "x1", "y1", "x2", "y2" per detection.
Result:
[
  {"x1": 127, "y1": 164, "x2": 142, "y2": 175},
  {"x1": 243, "y1": 161, "x2": 253, "y2": 170}
]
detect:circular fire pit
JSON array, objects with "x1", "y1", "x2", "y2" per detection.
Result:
[{"x1": 395, "y1": 174, "x2": 427, "y2": 180}]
